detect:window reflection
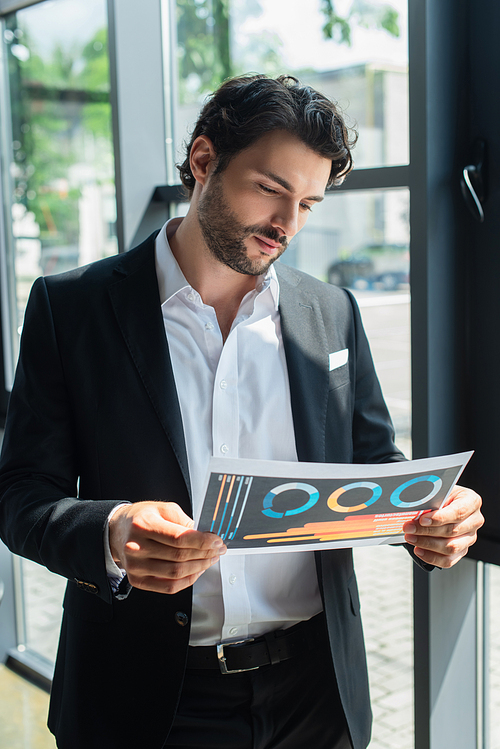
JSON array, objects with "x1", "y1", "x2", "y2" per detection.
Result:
[
  {"x1": 171, "y1": 0, "x2": 408, "y2": 171},
  {"x1": 3, "y1": 0, "x2": 117, "y2": 331},
  {"x1": 282, "y1": 188, "x2": 411, "y2": 457}
]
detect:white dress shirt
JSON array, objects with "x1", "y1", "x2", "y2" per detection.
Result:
[{"x1": 107, "y1": 218, "x2": 322, "y2": 645}]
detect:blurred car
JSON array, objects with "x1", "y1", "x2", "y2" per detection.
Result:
[
  {"x1": 328, "y1": 245, "x2": 409, "y2": 291},
  {"x1": 327, "y1": 255, "x2": 374, "y2": 289}
]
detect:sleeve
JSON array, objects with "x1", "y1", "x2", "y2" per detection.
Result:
[{"x1": 0, "y1": 277, "x2": 123, "y2": 603}]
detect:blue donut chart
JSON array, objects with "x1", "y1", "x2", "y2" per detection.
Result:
[
  {"x1": 262, "y1": 482, "x2": 320, "y2": 518},
  {"x1": 390, "y1": 475, "x2": 442, "y2": 507}
]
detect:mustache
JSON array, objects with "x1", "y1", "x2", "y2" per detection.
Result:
[{"x1": 246, "y1": 225, "x2": 288, "y2": 249}]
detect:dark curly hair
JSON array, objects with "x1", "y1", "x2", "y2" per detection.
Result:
[{"x1": 177, "y1": 74, "x2": 357, "y2": 197}]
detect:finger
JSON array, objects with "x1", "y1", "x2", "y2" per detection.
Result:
[
  {"x1": 144, "y1": 523, "x2": 225, "y2": 552},
  {"x1": 127, "y1": 504, "x2": 225, "y2": 551},
  {"x1": 428, "y1": 486, "x2": 482, "y2": 526},
  {"x1": 126, "y1": 550, "x2": 220, "y2": 585},
  {"x1": 412, "y1": 544, "x2": 468, "y2": 569},
  {"x1": 159, "y1": 526, "x2": 226, "y2": 550},
  {"x1": 405, "y1": 529, "x2": 477, "y2": 558},
  {"x1": 156, "y1": 501, "x2": 196, "y2": 529},
  {"x1": 403, "y1": 508, "x2": 484, "y2": 538},
  {"x1": 425, "y1": 501, "x2": 482, "y2": 528},
  {"x1": 402, "y1": 484, "x2": 483, "y2": 533},
  {"x1": 442, "y1": 484, "x2": 482, "y2": 508},
  {"x1": 130, "y1": 567, "x2": 213, "y2": 595},
  {"x1": 125, "y1": 534, "x2": 226, "y2": 563}
]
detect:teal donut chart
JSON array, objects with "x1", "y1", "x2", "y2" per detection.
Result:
[
  {"x1": 327, "y1": 481, "x2": 383, "y2": 513},
  {"x1": 262, "y1": 482, "x2": 320, "y2": 518},
  {"x1": 390, "y1": 475, "x2": 442, "y2": 507}
]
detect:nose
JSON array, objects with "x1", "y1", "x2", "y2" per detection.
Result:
[{"x1": 270, "y1": 200, "x2": 301, "y2": 239}]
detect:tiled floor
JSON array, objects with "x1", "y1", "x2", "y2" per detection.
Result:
[
  {"x1": 355, "y1": 544, "x2": 414, "y2": 749},
  {"x1": 21, "y1": 558, "x2": 65, "y2": 662},
  {"x1": 2, "y1": 546, "x2": 500, "y2": 748},
  {"x1": 0, "y1": 544, "x2": 414, "y2": 749},
  {"x1": 0, "y1": 664, "x2": 55, "y2": 749}
]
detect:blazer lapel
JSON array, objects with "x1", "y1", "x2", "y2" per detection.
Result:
[
  {"x1": 277, "y1": 264, "x2": 330, "y2": 463},
  {"x1": 108, "y1": 234, "x2": 191, "y2": 499}
]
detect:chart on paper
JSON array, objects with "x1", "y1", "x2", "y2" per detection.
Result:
[{"x1": 197, "y1": 452, "x2": 473, "y2": 554}]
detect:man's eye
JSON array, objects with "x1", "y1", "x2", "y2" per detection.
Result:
[
  {"x1": 260, "y1": 184, "x2": 278, "y2": 194},
  {"x1": 300, "y1": 203, "x2": 313, "y2": 212}
]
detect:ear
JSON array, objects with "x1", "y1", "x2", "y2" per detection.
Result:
[{"x1": 190, "y1": 135, "x2": 217, "y2": 187}]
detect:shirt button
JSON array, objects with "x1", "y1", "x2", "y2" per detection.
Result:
[
  {"x1": 229, "y1": 574, "x2": 237, "y2": 585},
  {"x1": 220, "y1": 380, "x2": 227, "y2": 390},
  {"x1": 205, "y1": 321, "x2": 214, "y2": 331},
  {"x1": 187, "y1": 292, "x2": 195, "y2": 302},
  {"x1": 220, "y1": 444, "x2": 229, "y2": 454},
  {"x1": 229, "y1": 627, "x2": 239, "y2": 636}
]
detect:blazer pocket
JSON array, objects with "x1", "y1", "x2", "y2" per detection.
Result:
[
  {"x1": 347, "y1": 573, "x2": 361, "y2": 616},
  {"x1": 329, "y1": 362, "x2": 350, "y2": 391}
]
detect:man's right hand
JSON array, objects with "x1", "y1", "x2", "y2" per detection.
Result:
[{"x1": 109, "y1": 502, "x2": 226, "y2": 595}]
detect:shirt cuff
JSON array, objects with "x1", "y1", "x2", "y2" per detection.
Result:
[{"x1": 104, "y1": 503, "x2": 130, "y2": 592}]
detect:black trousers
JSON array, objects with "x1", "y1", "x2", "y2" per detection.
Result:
[{"x1": 165, "y1": 616, "x2": 353, "y2": 749}]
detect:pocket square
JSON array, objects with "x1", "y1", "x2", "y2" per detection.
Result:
[{"x1": 329, "y1": 349, "x2": 349, "y2": 371}]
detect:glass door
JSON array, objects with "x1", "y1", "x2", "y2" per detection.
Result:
[
  {"x1": 1, "y1": 0, "x2": 116, "y2": 671},
  {"x1": 2, "y1": 0, "x2": 117, "y2": 378}
]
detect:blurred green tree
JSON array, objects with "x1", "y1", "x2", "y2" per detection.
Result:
[
  {"x1": 176, "y1": 0, "x2": 400, "y2": 105},
  {"x1": 6, "y1": 20, "x2": 112, "y2": 255},
  {"x1": 321, "y1": 0, "x2": 400, "y2": 46}
]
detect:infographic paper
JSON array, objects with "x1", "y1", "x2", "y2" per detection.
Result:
[{"x1": 197, "y1": 452, "x2": 473, "y2": 554}]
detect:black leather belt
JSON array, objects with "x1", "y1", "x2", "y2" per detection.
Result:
[{"x1": 186, "y1": 613, "x2": 324, "y2": 674}]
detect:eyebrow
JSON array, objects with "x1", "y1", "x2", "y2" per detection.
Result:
[{"x1": 259, "y1": 170, "x2": 325, "y2": 203}]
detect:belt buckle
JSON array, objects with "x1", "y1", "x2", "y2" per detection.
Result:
[{"x1": 216, "y1": 639, "x2": 258, "y2": 674}]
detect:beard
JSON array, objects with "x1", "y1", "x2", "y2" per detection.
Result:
[{"x1": 197, "y1": 176, "x2": 288, "y2": 276}]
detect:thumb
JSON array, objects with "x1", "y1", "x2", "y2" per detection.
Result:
[{"x1": 156, "y1": 501, "x2": 195, "y2": 530}]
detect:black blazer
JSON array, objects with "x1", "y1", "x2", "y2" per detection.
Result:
[{"x1": 0, "y1": 233, "x2": 407, "y2": 749}]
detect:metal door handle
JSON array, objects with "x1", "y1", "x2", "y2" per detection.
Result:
[
  {"x1": 460, "y1": 139, "x2": 486, "y2": 223},
  {"x1": 462, "y1": 165, "x2": 484, "y2": 222}
]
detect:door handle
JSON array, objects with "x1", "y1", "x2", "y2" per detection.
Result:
[{"x1": 460, "y1": 138, "x2": 487, "y2": 222}]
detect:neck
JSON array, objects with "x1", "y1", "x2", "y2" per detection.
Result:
[{"x1": 168, "y1": 212, "x2": 258, "y2": 339}]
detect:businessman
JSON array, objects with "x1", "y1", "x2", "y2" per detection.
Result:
[{"x1": 0, "y1": 75, "x2": 483, "y2": 749}]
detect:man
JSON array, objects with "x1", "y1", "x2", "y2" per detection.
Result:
[{"x1": 0, "y1": 75, "x2": 483, "y2": 749}]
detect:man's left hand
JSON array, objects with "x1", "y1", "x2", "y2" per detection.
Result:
[{"x1": 402, "y1": 485, "x2": 484, "y2": 568}]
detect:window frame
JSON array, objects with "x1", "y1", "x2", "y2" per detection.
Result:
[{"x1": 0, "y1": 1, "x2": 489, "y2": 747}]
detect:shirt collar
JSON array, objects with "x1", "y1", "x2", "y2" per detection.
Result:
[
  {"x1": 155, "y1": 218, "x2": 190, "y2": 304},
  {"x1": 155, "y1": 218, "x2": 280, "y2": 310}
]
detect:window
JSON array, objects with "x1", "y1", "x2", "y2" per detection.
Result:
[
  {"x1": 170, "y1": 0, "x2": 408, "y2": 171},
  {"x1": 2, "y1": 0, "x2": 116, "y2": 375},
  {"x1": 0, "y1": 3, "x2": 487, "y2": 747},
  {"x1": 0, "y1": 0, "x2": 116, "y2": 671}
]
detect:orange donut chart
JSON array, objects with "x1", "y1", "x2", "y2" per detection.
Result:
[{"x1": 327, "y1": 482, "x2": 383, "y2": 513}]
